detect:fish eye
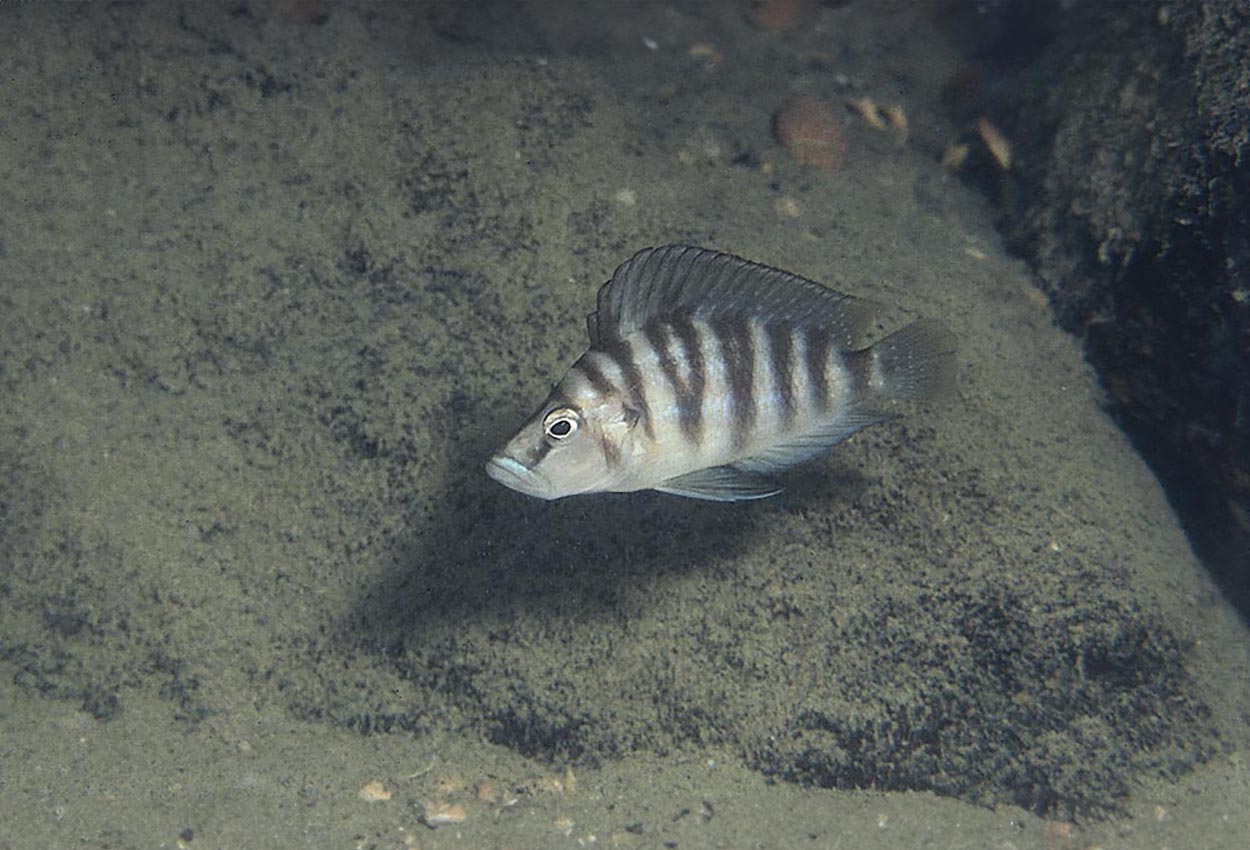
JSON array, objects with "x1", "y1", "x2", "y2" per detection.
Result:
[{"x1": 543, "y1": 408, "x2": 580, "y2": 441}]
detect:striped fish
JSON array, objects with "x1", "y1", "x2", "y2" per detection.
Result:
[{"x1": 486, "y1": 245, "x2": 956, "y2": 501}]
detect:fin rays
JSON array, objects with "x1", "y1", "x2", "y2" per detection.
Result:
[{"x1": 591, "y1": 245, "x2": 879, "y2": 348}]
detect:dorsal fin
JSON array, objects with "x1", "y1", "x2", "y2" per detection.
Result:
[{"x1": 588, "y1": 245, "x2": 878, "y2": 347}]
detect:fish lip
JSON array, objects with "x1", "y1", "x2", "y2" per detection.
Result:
[{"x1": 485, "y1": 455, "x2": 553, "y2": 499}]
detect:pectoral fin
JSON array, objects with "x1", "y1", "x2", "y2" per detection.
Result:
[{"x1": 654, "y1": 465, "x2": 783, "y2": 502}]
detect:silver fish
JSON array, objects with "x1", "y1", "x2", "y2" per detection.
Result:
[{"x1": 486, "y1": 245, "x2": 956, "y2": 501}]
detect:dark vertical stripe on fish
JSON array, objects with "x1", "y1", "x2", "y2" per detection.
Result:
[
  {"x1": 597, "y1": 429, "x2": 622, "y2": 468},
  {"x1": 805, "y1": 327, "x2": 832, "y2": 413},
  {"x1": 529, "y1": 439, "x2": 553, "y2": 467},
  {"x1": 671, "y1": 316, "x2": 706, "y2": 446},
  {"x1": 713, "y1": 315, "x2": 756, "y2": 450},
  {"x1": 645, "y1": 319, "x2": 705, "y2": 445},
  {"x1": 557, "y1": 368, "x2": 625, "y2": 469},
  {"x1": 643, "y1": 322, "x2": 678, "y2": 415},
  {"x1": 766, "y1": 322, "x2": 796, "y2": 429},
  {"x1": 842, "y1": 349, "x2": 874, "y2": 396},
  {"x1": 570, "y1": 353, "x2": 619, "y2": 400},
  {"x1": 598, "y1": 338, "x2": 654, "y2": 439}
]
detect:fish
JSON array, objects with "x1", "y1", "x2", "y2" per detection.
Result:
[{"x1": 486, "y1": 245, "x2": 956, "y2": 501}]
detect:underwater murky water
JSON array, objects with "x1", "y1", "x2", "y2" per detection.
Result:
[{"x1": 2, "y1": 2, "x2": 1247, "y2": 848}]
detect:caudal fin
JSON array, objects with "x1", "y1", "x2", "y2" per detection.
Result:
[{"x1": 866, "y1": 318, "x2": 957, "y2": 401}]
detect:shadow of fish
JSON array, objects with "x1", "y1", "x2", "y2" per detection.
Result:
[{"x1": 487, "y1": 245, "x2": 956, "y2": 501}]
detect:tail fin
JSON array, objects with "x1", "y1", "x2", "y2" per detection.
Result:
[{"x1": 866, "y1": 318, "x2": 957, "y2": 401}]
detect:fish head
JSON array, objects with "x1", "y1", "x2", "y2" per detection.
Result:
[{"x1": 486, "y1": 393, "x2": 638, "y2": 500}]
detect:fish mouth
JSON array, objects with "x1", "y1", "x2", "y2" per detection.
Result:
[{"x1": 485, "y1": 455, "x2": 554, "y2": 499}]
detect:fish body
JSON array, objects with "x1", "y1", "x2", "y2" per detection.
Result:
[{"x1": 486, "y1": 245, "x2": 956, "y2": 501}]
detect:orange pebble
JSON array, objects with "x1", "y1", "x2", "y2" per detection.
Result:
[
  {"x1": 748, "y1": 0, "x2": 813, "y2": 31},
  {"x1": 774, "y1": 96, "x2": 847, "y2": 171}
]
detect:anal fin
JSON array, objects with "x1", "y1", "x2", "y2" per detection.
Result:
[{"x1": 654, "y1": 465, "x2": 783, "y2": 502}]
